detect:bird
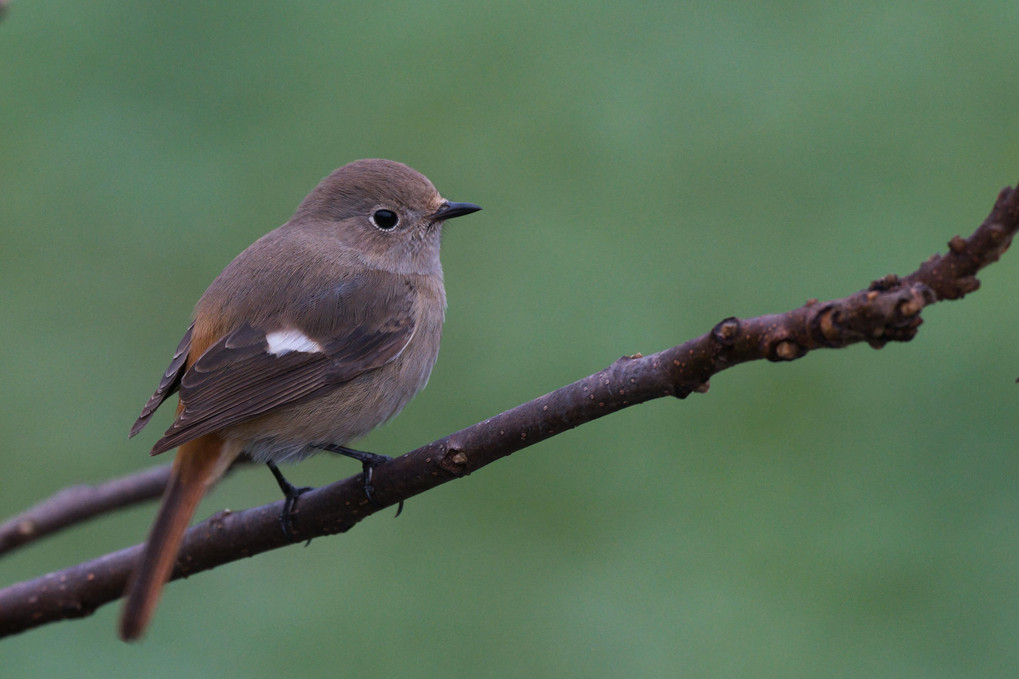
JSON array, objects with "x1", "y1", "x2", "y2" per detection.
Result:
[{"x1": 119, "y1": 158, "x2": 480, "y2": 641}]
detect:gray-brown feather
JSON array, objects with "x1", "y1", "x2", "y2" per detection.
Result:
[
  {"x1": 130, "y1": 323, "x2": 194, "y2": 438},
  {"x1": 147, "y1": 262, "x2": 430, "y2": 455}
]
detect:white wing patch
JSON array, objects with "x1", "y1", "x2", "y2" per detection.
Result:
[{"x1": 265, "y1": 329, "x2": 323, "y2": 356}]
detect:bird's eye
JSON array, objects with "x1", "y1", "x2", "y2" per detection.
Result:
[{"x1": 371, "y1": 209, "x2": 399, "y2": 230}]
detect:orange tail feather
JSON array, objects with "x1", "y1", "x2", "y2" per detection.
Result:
[{"x1": 119, "y1": 434, "x2": 240, "y2": 641}]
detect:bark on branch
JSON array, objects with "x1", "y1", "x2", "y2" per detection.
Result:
[
  {"x1": 0, "y1": 466, "x2": 172, "y2": 555},
  {"x1": 1, "y1": 184, "x2": 1016, "y2": 639}
]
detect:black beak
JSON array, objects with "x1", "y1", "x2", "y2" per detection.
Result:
[{"x1": 432, "y1": 201, "x2": 482, "y2": 221}]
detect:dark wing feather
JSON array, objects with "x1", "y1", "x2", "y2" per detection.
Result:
[
  {"x1": 148, "y1": 277, "x2": 416, "y2": 455},
  {"x1": 130, "y1": 323, "x2": 194, "y2": 438}
]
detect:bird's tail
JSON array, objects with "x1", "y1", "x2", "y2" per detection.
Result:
[{"x1": 119, "y1": 434, "x2": 240, "y2": 641}]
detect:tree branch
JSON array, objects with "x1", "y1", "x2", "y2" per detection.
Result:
[
  {"x1": 0, "y1": 465, "x2": 171, "y2": 556},
  {"x1": 0, "y1": 460, "x2": 252, "y2": 557},
  {"x1": 1, "y1": 184, "x2": 1015, "y2": 639}
]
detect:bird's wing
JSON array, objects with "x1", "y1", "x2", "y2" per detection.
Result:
[
  {"x1": 145, "y1": 274, "x2": 417, "y2": 455},
  {"x1": 130, "y1": 322, "x2": 194, "y2": 438}
]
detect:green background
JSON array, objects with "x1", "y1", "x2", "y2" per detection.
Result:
[{"x1": 2, "y1": 1, "x2": 1018, "y2": 677}]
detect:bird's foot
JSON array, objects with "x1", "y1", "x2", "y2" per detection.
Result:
[
  {"x1": 267, "y1": 461, "x2": 314, "y2": 542},
  {"x1": 319, "y1": 444, "x2": 404, "y2": 517}
]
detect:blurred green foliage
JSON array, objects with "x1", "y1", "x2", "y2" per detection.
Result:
[{"x1": 2, "y1": 1, "x2": 1018, "y2": 676}]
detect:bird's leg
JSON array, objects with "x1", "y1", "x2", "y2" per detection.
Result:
[
  {"x1": 318, "y1": 444, "x2": 404, "y2": 517},
  {"x1": 267, "y1": 461, "x2": 313, "y2": 541}
]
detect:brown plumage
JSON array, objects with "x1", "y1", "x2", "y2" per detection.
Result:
[{"x1": 119, "y1": 159, "x2": 480, "y2": 640}]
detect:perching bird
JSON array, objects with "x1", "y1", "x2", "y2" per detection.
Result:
[{"x1": 119, "y1": 159, "x2": 480, "y2": 640}]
